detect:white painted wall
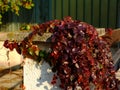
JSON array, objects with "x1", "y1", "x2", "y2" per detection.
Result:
[
  {"x1": 23, "y1": 58, "x2": 61, "y2": 90},
  {"x1": 0, "y1": 41, "x2": 22, "y2": 69}
]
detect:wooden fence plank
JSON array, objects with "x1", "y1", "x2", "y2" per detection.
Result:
[
  {"x1": 70, "y1": 0, "x2": 76, "y2": 19},
  {"x1": 77, "y1": 0, "x2": 84, "y2": 21},
  {"x1": 51, "y1": 0, "x2": 56, "y2": 20},
  {"x1": 56, "y1": 0, "x2": 62, "y2": 19},
  {"x1": 100, "y1": 0, "x2": 108, "y2": 28},
  {"x1": 92, "y1": 0, "x2": 100, "y2": 27},
  {"x1": 84, "y1": 0, "x2": 92, "y2": 24},
  {"x1": 108, "y1": 0, "x2": 117, "y2": 28},
  {"x1": 63, "y1": 0, "x2": 69, "y2": 17}
]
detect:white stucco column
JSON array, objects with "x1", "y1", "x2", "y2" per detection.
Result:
[{"x1": 23, "y1": 57, "x2": 61, "y2": 90}]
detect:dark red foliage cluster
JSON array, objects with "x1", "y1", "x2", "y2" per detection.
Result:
[
  {"x1": 50, "y1": 17, "x2": 118, "y2": 89},
  {"x1": 3, "y1": 16, "x2": 119, "y2": 90}
]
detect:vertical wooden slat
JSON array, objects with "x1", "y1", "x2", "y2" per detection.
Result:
[
  {"x1": 12, "y1": 13, "x2": 20, "y2": 31},
  {"x1": 91, "y1": 0, "x2": 93, "y2": 25},
  {"x1": 69, "y1": 0, "x2": 76, "y2": 19},
  {"x1": 29, "y1": 0, "x2": 36, "y2": 23},
  {"x1": 108, "y1": 0, "x2": 117, "y2": 28},
  {"x1": 84, "y1": 0, "x2": 92, "y2": 24},
  {"x1": 77, "y1": 0, "x2": 84, "y2": 21},
  {"x1": 76, "y1": 0, "x2": 78, "y2": 20},
  {"x1": 117, "y1": 0, "x2": 120, "y2": 28},
  {"x1": 100, "y1": 0, "x2": 108, "y2": 28},
  {"x1": 92, "y1": 0, "x2": 100, "y2": 27},
  {"x1": 83, "y1": 0, "x2": 85, "y2": 21},
  {"x1": 48, "y1": 0, "x2": 52, "y2": 20},
  {"x1": 40, "y1": 0, "x2": 44, "y2": 23},
  {"x1": 19, "y1": 8, "x2": 34, "y2": 23},
  {"x1": 68, "y1": 0, "x2": 70, "y2": 16},
  {"x1": 44, "y1": 0, "x2": 49, "y2": 22},
  {"x1": 63, "y1": 0, "x2": 69, "y2": 17},
  {"x1": 61, "y1": 0, "x2": 63, "y2": 18},
  {"x1": 107, "y1": 0, "x2": 110, "y2": 28},
  {"x1": 56, "y1": 0, "x2": 62, "y2": 19},
  {"x1": 99, "y1": 0, "x2": 101, "y2": 27},
  {"x1": 8, "y1": 12, "x2": 13, "y2": 31},
  {"x1": 51, "y1": 0, "x2": 55, "y2": 19},
  {"x1": 10, "y1": 13, "x2": 17, "y2": 31}
]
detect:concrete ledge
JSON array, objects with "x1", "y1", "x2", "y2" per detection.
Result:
[
  {"x1": 0, "y1": 31, "x2": 52, "y2": 42},
  {"x1": 0, "y1": 28, "x2": 107, "y2": 41}
]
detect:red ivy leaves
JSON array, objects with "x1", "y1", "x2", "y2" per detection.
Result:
[
  {"x1": 50, "y1": 17, "x2": 118, "y2": 89},
  {"x1": 3, "y1": 17, "x2": 119, "y2": 90},
  {"x1": 106, "y1": 28, "x2": 113, "y2": 36}
]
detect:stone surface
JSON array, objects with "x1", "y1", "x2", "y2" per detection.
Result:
[
  {"x1": 0, "y1": 31, "x2": 52, "y2": 41},
  {"x1": 96, "y1": 28, "x2": 105, "y2": 36},
  {"x1": 0, "y1": 41, "x2": 23, "y2": 89},
  {"x1": 116, "y1": 69, "x2": 120, "y2": 80},
  {"x1": 23, "y1": 58, "x2": 61, "y2": 90},
  {"x1": 0, "y1": 69, "x2": 23, "y2": 89},
  {"x1": 0, "y1": 28, "x2": 105, "y2": 41}
]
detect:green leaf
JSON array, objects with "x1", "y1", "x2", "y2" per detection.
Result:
[
  {"x1": 28, "y1": 48, "x2": 34, "y2": 56},
  {"x1": 0, "y1": 14, "x2": 2, "y2": 19},
  {"x1": 0, "y1": 21, "x2": 2, "y2": 24},
  {"x1": 39, "y1": 51, "x2": 45, "y2": 58}
]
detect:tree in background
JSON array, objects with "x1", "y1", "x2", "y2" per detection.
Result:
[{"x1": 0, "y1": 0, "x2": 34, "y2": 24}]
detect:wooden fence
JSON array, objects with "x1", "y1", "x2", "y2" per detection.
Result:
[
  {"x1": 0, "y1": 0, "x2": 120, "y2": 31},
  {"x1": 51, "y1": 0, "x2": 120, "y2": 28}
]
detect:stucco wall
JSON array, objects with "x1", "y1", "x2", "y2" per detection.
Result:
[{"x1": 0, "y1": 41, "x2": 22, "y2": 70}]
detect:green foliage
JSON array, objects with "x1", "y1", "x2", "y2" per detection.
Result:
[{"x1": 0, "y1": 0, "x2": 34, "y2": 24}]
